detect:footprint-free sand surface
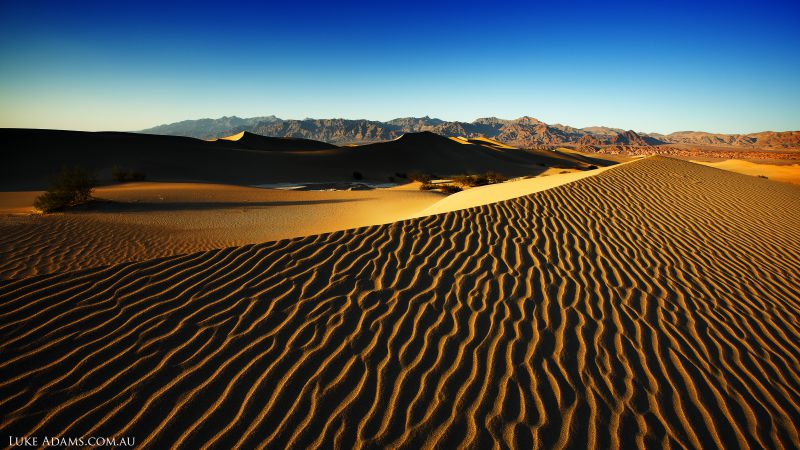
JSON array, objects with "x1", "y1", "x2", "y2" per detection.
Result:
[
  {"x1": 0, "y1": 183, "x2": 444, "y2": 280},
  {"x1": 692, "y1": 159, "x2": 800, "y2": 185},
  {"x1": 1, "y1": 157, "x2": 799, "y2": 448},
  {"x1": 416, "y1": 163, "x2": 627, "y2": 216}
]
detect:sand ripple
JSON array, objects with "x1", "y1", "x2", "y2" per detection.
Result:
[{"x1": 1, "y1": 157, "x2": 799, "y2": 449}]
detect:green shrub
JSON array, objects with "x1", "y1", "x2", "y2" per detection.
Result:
[{"x1": 34, "y1": 167, "x2": 96, "y2": 213}]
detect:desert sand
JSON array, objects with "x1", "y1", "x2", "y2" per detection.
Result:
[
  {"x1": 0, "y1": 182, "x2": 444, "y2": 280},
  {"x1": 0, "y1": 127, "x2": 613, "y2": 280},
  {"x1": 692, "y1": 159, "x2": 800, "y2": 185},
  {"x1": 1, "y1": 157, "x2": 798, "y2": 449},
  {"x1": 1, "y1": 129, "x2": 608, "y2": 190},
  {"x1": 417, "y1": 163, "x2": 625, "y2": 216}
]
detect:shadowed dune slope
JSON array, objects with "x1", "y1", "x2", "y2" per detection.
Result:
[
  {"x1": 0, "y1": 129, "x2": 605, "y2": 190},
  {"x1": 1, "y1": 157, "x2": 799, "y2": 449},
  {"x1": 213, "y1": 131, "x2": 338, "y2": 151},
  {"x1": 351, "y1": 132, "x2": 599, "y2": 176}
]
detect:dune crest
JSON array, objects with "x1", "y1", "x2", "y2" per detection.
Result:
[
  {"x1": 416, "y1": 162, "x2": 627, "y2": 217},
  {"x1": 220, "y1": 131, "x2": 245, "y2": 141},
  {"x1": 1, "y1": 157, "x2": 799, "y2": 448}
]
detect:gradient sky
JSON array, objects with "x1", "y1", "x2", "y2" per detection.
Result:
[{"x1": 1, "y1": 0, "x2": 798, "y2": 134}]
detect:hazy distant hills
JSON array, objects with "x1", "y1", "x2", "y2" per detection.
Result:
[{"x1": 141, "y1": 116, "x2": 800, "y2": 149}]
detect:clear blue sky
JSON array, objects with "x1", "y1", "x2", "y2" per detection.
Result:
[{"x1": 1, "y1": 0, "x2": 798, "y2": 134}]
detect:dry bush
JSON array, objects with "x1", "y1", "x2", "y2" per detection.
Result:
[{"x1": 34, "y1": 167, "x2": 96, "y2": 213}]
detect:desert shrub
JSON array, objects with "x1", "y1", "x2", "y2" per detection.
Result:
[
  {"x1": 452, "y1": 171, "x2": 508, "y2": 187},
  {"x1": 353, "y1": 171, "x2": 363, "y2": 180},
  {"x1": 450, "y1": 174, "x2": 474, "y2": 186},
  {"x1": 34, "y1": 166, "x2": 96, "y2": 213},
  {"x1": 757, "y1": 175, "x2": 768, "y2": 179},
  {"x1": 388, "y1": 176, "x2": 395, "y2": 182},
  {"x1": 419, "y1": 182, "x2": 461, "y2": 193},
  {"x1": 587, "y1": 164, "x2": 599, "y2": 170},
  {"x1": 130, "y1": 171, "x2": 146, "y2": 181},
  {"x1": 409, "y1": 172, "x2": 432, "y2": 183},
  {"x1": 438, "y1": 184, "x2": 462, "y2": 194},
  {"x1": 484, "y1": 171, "x2": 507, "y2": 184},
  {"x1": 394, "y1": 172, "x2": 408, "y2": 179}
]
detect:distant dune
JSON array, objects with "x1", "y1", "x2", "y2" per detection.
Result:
[
  {"x1": 0, "y1": 129, "x2": 607, "y2": 190},
  {"x1": 1, "y1": 157, "x2": 798, "y2": 448},
  {"x1": 212, "y1": 131, "x2": 339, "y2": 151},
  {"x1": 693, "y1": 159, "x2": 800, "y2": 185}
]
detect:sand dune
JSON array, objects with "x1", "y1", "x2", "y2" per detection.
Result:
[
  {"x1": 0, "y1": 157, "x2": 798, "y2": 448},
  {"x1": 0, "y1": 128, "x2": 616, "y2": 280},
  {"x1": 213, "y1": 131, "x2": 339, "y2": 151},
  {"x1": 1, "y1": 129, "x2": 609, "y2": 190},
  {"x1": 692, "y1": 159, "x2": 800, "y2": 185},
  {"x1": 218, "y1": 131, "x2": 247, "y2": 141},
  {"x1": 417, "y1": 163, "x2": 624, "y2": 216},
  {"x1": 468, "y1": 136, "x2": 518, "y2": 149},
  {"x1": 0, "y1": 182, "x2": 444, "y2": 280}
]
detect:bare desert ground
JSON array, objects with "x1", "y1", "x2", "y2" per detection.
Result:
[{"x1": 1, "y1": 157, "x2": 798, "y2": 449}]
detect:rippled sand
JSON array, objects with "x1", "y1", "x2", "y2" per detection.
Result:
[{"x1": 1, "y1": 157, "x2": 799, "y2": 449}]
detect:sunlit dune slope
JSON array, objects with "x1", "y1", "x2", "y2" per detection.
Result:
[
  {"x1": 692, "y1": 159, "x2": 800, "y2": 185},
  {"x1": 0, "y1": 182, "x2": 444, "y2": 280},
  {"x1": 212, "y1": 131, "x2": 338, "y2": 151},
  {"x1": 1, "y1": 157, "x2": 799, "y2": 448},
  {"x1": 417, "y1": 162, "x2": 624, "y2": 216},
  {"x1": 468, "y1": 136, "x2": 518, "y2": 149}
]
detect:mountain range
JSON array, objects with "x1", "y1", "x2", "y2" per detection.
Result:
[{"x1": 141, "y1": 116, "x2": 800, "y2": 150}]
